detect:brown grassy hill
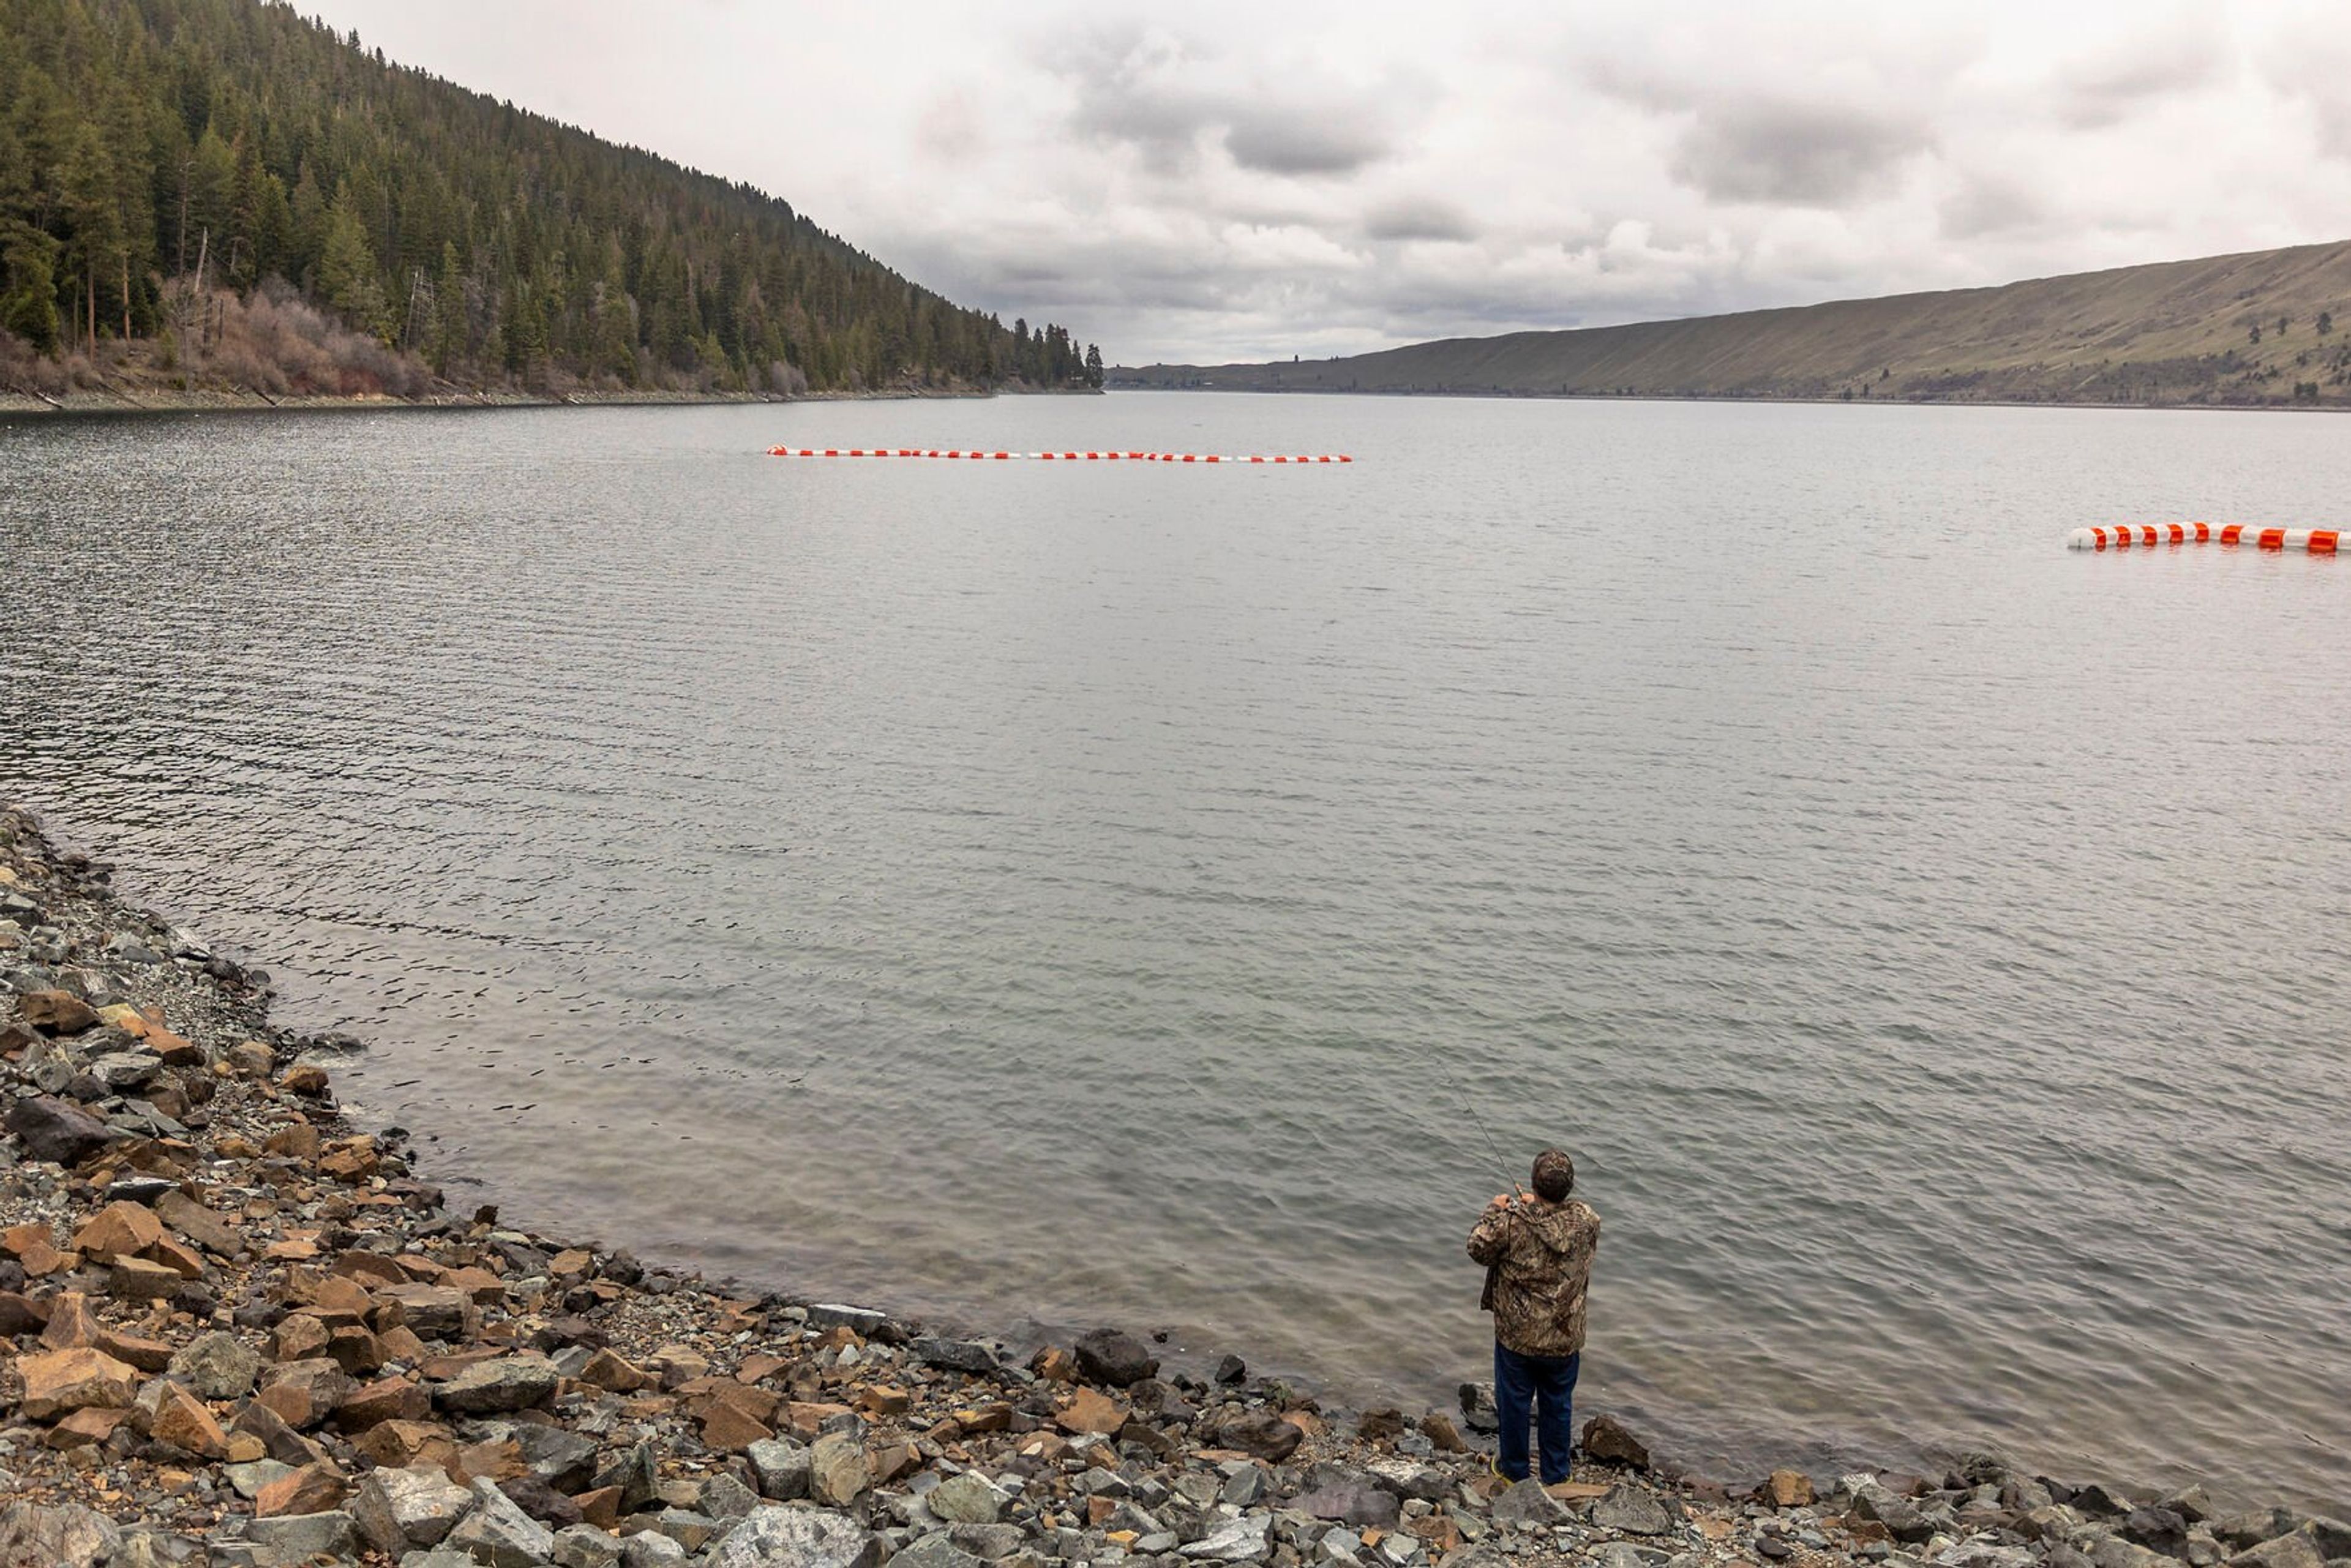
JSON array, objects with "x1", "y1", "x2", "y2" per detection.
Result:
[{"x1": 1113, "y1": 240, "x2": 2351, "y2": 407}]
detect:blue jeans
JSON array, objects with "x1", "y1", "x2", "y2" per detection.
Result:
[{"x1": 1494, "y1": 1341, "x2": 1580, "y2": 1484}]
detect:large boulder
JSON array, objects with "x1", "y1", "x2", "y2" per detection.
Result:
[
  {"x1": 706, "y1": 1504, "x2": 885, "y2": 1568},
  {"x1": 1196, "y1": 1406, "x2": 1303, "y2": 1462},
  {"x1": 167, "y1": 1330, "x2": 264, "y2": 1400},
  {"x1": 1073, "y1": 1328, "x2": 1158, "y2": 1387},
  {"x1": 18, "y1": 1346, "x2": 140, "y2": 1420},
  {"x1": 0, "y1": 1501, "x2": 122, "y2": 1567},
  {"x1": 444, "y1": 1476, "x2": 557, "y2": 1567},
  {"x1": 433, "y1": 1352, "x2": 560, "y2": 1414},
  {"x1": 5, "y1": 1094, "x2": 119, "y2": 1165}
]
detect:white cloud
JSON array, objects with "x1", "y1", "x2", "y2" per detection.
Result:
[{"x1": 302, "y1": 0, "x2": 2351, "y2": 364}]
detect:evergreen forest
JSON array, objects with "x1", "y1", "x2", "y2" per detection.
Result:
[{"x1": 0, "y1": 0, "x2": 1105, "y2": 399}]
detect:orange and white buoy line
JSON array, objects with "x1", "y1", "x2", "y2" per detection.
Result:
[
  {"x1": 2066, "y1": 523, "x2": 2339, "y2": 554},
  {"x1": 765, "y1": 448, "x2": 1353, "y2": 463}
]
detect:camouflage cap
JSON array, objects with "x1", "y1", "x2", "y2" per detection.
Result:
[{"x1": 1531, "y1": 1148, "x2": 1576, "y2": 1201}]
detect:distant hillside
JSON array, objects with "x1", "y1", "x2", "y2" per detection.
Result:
[
  {"x1": 0, "y1": 0, "x2": 1101, "y2": 401},
  {"x1": 1114, "y1": 242, "x2": 2351, "y2": 408}
]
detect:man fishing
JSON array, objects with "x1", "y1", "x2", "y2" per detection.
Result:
[{"x1": 1466, "y1": 1148, "x2": 1600, "y2": 1485}]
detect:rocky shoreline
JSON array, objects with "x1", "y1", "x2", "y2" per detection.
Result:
[{"x1": 2, "y1": 801, "x2": 2344, "y2": 1568}]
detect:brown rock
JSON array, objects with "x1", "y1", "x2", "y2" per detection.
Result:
[
  {"x1": 573, "y1": 1487, "x2": 623, "y2": 1529},
  {"x1": 1196, "y1": 1406, "x2": 1305, "y2": 1462},
  {"x1": 19, "y1": 1346, "x2": 141, "y2": 1420},
  {"x1": 272, "y1": 1313, "x2": 332, "y2": 1362},
  {"x1": 1056, "y1": 1387, "x2": 1131, "y2": 1436},
  {"x1": 699, "y1": 1401, "x2": 775, "y2": 1452},
  {"x1": 869, "y1": 1442, "x2": 921, "y2": 1485},
  {"x1": 8, "y1": 1229, "x2": 74, "y2": 1278},
  {"x1": 0, "y1": 1290, "x2": 51, "y2": 1336},
  {"x1": 784, "y1": 1400, "x2": 852, "y2": 1438},
  {"x1": 232, "y1": 1397, "x2": 332, "y2": 1467},
  {"x1": 372, "y1": 1281, "x2": 473, "y2": 1340},
  {"x1": 20, "y1": 989, "x2": 100, "y2": 1034},
  {"x1": 737, "y1": 1352, "x2": 789, "y2": 1384},
  {"x1": 1031, "y1": 1346, "x2": 1079, "y2": 1382},
  {"x1": 311, "y1": 1274, "x2": 373, "y2": 1316},
  {"x1": 354, "y1": 1418, "x2": 459, "y2": 1475},
  {"x1": 377, "y1": 1324, "x2": 430, "y2": 1364},
  {"x1": 144, "y1": 1232, "x2": 208, "y2": 1281},
  {"x1": 855, "y1": 1384, "x2": 912, "y2": 1416},
  {"x1": 336, "y1": 1375, "x2": 431, "y2": 1430},
  {"x1": 451, "y1": 1437, "x2": 527, "y2": 1485},
  {"x1": 1357, "y1": 1408, "x2": 1407, "y2": 1441},
  {"x1": 1766, "y1": 1470, "x2": 1817, "y2": 1508},
  {"x1": 263, "y1": 1119, "x2": 321, "y2": 1160},
  {"x1": 72, "y1": 1203, "x2": 164, "y2": 1260},
  {"x1": 147, "y1": 1381, "x2": 231, "y2": 1458},
  {"x1": 324, "y1": 1324, "x2": 386, "y2": 1375},
  {"x1": 1581, "y1": 1413, "x2": 1651, "y2": 1469},
  {"x1": 259, "y1": 1359, "x2": 357, "y2": 1429},
  {"x1": 577, "y1": 1348, "x2": 652, "y2": 1392},
  {"x1": 319, "y1": 1139, "x2": 379, "y2": 1182},
  {"x1": 97, "y1": 1330, "x2": 175, "y2": 1373},
  {"x1": 956, "y1": 1403, "x2": 1013, "y2": 1435},
  {"x1": 38, "y1": 1292, "x2": 103, "y2": 1350},
  {"x1": 255, "y1": 1460, "x2": 349, "y2": 1517},
  {"x1": 648, "y1": 1343, "x2": 711, "y2": 1389},
  {"x1": 1, "y1": 1220, "x2": 55, "y2": 1259},
  {"x1": 331, "y1": 1248, "x2": 411, "y2": 1286},
  {"x1": 154, "y1": 1190, "x2": 239, "y2": 1256},
  {"x1": 225, "y1": 1040, "x2": 275, "y2": 1077},
  {"x1": 442, "y1": 1266, "x2": 505, "y2": 1304},
  {"x1": 279, "y1": 1063, "x2": 332, "y2": 1097},
  {"x1": 148, "y1": 1025, "x2": 204, "y2": 1067},
  {"x1": 47, "y1": 1406, "x2": 133, "y2": 1448},
  {"x1": 1422, "y1": 1412, "x2": 1466, "y2": 1453},
  {"x1": 108, "y1": 1256, "x2": 184, "y2": 1300},
  {"x1": 226, "y1": 1433, "x2": 268, "y2": 1463}
]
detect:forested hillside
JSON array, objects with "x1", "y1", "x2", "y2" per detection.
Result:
[
  {"x1": 1115, "y1": 241, "x2": 2351, "y2": 410},
  {"x1": 0, "y1": 0, "x2": 1101, "y2": 399}
]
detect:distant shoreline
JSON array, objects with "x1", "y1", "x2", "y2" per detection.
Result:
[
  {"x1": 1101, "y1": 382, "x2": 2350, "y2": 414},
  {"x1": 0, "y1": 385, "x2": 1104, "y2": 419}
]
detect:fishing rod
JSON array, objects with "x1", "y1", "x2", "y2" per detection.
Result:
[{"x1": 1444, "y1": 1070, "x2": 1528, "y2": 1202}]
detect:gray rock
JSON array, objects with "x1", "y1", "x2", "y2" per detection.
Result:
[
  {"x1": 1597, "y1": 1547, "x2": 1670, "y2": 1568},
  {"x1": 1180, "y1": 1515, "x2": 1274, "y2": 1563},
  {"x1": 702, "y1": 1472, "x2": 762, "y2": 1521},
  {"x1": 1196, "y1": 1407, "x2": 1302, "y2": 1463},
  {"x1": 809, "y1": 1432, "x2": 871, "y2": 1506},
  {"x1": 806, "y1": 1303, "x2": 888, "y2": 1336},
  {"x1": 929, "y1": 1473, "x2": 1008, "y2": 1525},
  {"x1": 948, "y1": 1523, "x2": 1031, "y2": 1559},
  {"x1": 1362, "y1": 1459, "x2": 1450, "y2": 1504},
  {"x1": 915, "y1": 1337, "x2": 1002, "y2": 1376},
  {"x1": 369, "y1": 1463, "x2": 477, "y2": 1549},
  {"x1": 1318, "y1": 1528, "x2": 1366, "y2": 1566},
  {"x1": 511, "y1": 1423, "x2": 600, "y2": 1493},
  {"x1": 2078, "y1": 1487, "x2": 2155, "y2": 1520},
  {"x1": 243, "y1": 1511, "x2": 361, "y2": 1561},
  {"x1": 2098, "y1": 1537, "x2": 2189, "y2": 1568},
  {"x1": 747, "y1": 1438, "x2": 812, "y2": 1502},
  {"x1": 4, "y1": 1093, "x2": 120, "y2": 1165},
  {"x1": 225, "y1": 1459, "x2": 298, "y2": 1499},
  {"x1": 653, "y1": 1509, "x2": 724, "y2": 1551},
  {"x1": 624, "y1": 1533, "x2": 691, "y2": 1566},
  {"x1": 2231, "y1": 1537, "x2": 2327, "y2": 1568},
  {"x1": 444, "y1": 1477, "x2": 557, "y2": 1567},
  {"x1": 88, "y1": 1050, "x2": 162, "y2": 1090},
  {"x1": 1490, "y1": 1480, "x2": 1569, "y2": 1528},
  {"x1": 2124, "y1": 1509, "x2": 2192, "y2": 1558},
  {"x1": 896, "y1": 1532, "x2": 987, "y2": 1568},
  {"x1": 707, "y1": 1504, "x2": 886, "y2": 1568},
  {"x1": 0, "y1": 1502, "x2": 124, "y2": 1567},
  {"x1": 433, "y1": 1352, "x2": 561, "y2": 1414},
  {"x1": 399, "y1": 1553, "x2": 482, "y2": 1568},
  {"x1": 1457, "y1": 1382, "x2": 1500, "y2": 1435},
  {"x1": 110, "y1": 1528, "x2": 211, "y2": 1568},
  {"x1": 2162, "y1": 1490, "x2": 2215, "y2": 1525},
  {"x1": 1298, "y1": 1476, "x2": 1403, "y2": 1532},
  {"x1": 2303, "y1": 1523, "x2": 2351, "y2": 1562},
  {"x1": 1853, "y1": 1485, "x2": 1932, "y2": 1544},
  {"x1": 594, "y1": 1442, "x2": 661, "y2": 1515},
  {"x1": 168, "y1": 1331, "x2": 265, "y2": 1400},
  {"x1": 1592, "y1": 1484, "x2": 1678, "y2": 1537},
  {"x1": 1074, "y1": 1329, "x2": 1159, "y2": 1387},
  {"x1": 551, "y1": 1523, "x2": 626, "y2": 1568},
  {"x1": 107, "y1": 934, "x2": 163, "y2": 964},
  {"x1": 1221, "y1": 1468, "x2": 1271, "y2": 1507},
  {"x1": 2214, "y1": 1514, "x2": 2305, "y2": 1552}
]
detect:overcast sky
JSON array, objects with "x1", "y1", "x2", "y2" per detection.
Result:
[{"x1": 300, "y1": 1, "x2": 2351, "y2": 365}]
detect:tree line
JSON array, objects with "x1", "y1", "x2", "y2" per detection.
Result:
[{"x1": 0, "y1": 0, "x2": 1105, "y2": 394}]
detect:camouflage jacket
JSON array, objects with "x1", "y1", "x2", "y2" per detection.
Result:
[{"x1": 1467, "y1": 1197, "x2": 1600, "y2": 1358}]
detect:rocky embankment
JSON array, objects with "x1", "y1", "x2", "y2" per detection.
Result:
[{"x1": 2, "y1": 801, "x2": 2347, "y2": 1568}]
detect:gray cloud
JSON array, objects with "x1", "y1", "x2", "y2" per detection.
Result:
[
  {"x1": 2055, "y1": 28, "x2": 2223, "y2": 129},
  {"x1": 1670, "y1": 99, "x2": 1935, "y2": 206},
  {"x1": 1225, "y1": 107, "x2": 1390, "y2": 175},
  {"x1": 1363, "y1": 195, "x2": 1477, "y2": 242},
  {"x1": 1939, "y1": 171, "x2": 2048, "y2": 240}
]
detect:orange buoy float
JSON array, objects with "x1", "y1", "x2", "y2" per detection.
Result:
[{"x1": 2066, "y1": 523, "x2": 2337, "y2": 555}]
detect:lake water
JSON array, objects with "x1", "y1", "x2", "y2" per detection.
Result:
[{"x1": 1, "y1": 392, "x2": 2346, "y2": 1509}]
